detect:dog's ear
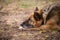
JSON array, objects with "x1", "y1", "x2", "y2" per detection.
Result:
[
  {"x1": 35, "y1": 7, "x2": 39, "y2": 11},
  {"x1": 34, "y1": 7, "x2": 43, "y2": 21}
]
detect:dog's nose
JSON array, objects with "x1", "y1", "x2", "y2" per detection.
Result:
[{"x1": 20, "y1": 23, "x2": 33, "y2": 28}]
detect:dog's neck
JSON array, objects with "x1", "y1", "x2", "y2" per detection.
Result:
[{"x1": 42, "y1": 3, "x2": 60, "y2": 24}]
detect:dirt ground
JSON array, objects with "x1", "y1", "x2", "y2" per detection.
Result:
[{"x1": 0, "y1": 0, "x2": 60, "y2": 40}]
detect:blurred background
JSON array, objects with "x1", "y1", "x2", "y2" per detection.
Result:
[
  {"x1": 0, "y1": 0, "x2": 60, "y2": 27},
  {"x1": 0, "y1": 0, "x2": 60, "y2": 9},
  {"x1": 0, "y1": 0, "x2": 60, "y2": 40}
]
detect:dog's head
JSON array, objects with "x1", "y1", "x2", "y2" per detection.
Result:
[{"x1": 20, "y1": 7, "x2": 43, "y2": 29}]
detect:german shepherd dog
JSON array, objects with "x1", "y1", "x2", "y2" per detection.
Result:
[
  {"x1": 20, "y1": 3, "x2": 60, "y2": 30},
  {"x1": 20, "y1": 7, "x2": 43, "y2": 28}
]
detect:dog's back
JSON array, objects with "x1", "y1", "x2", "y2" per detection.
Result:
[{"x1": 40, "y1": 3, "x2": 60, "y2": 30}]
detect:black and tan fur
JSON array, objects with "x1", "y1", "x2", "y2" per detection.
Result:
[
  {"x1": 21, "y1": 7, "x2": 43, "y2": 28},
  {"x1": 21, "y1": 3, "x2": 60, "y2": 30},
  {"x1": 40, "y1": 3, "x2": 60, "y2": 30}
]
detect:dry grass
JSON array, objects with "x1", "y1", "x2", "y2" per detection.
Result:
[{"x1": 0, "y1": 0, "x2": 60, "y2": 9}]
